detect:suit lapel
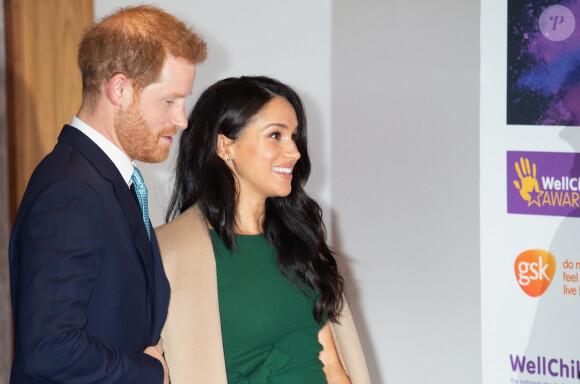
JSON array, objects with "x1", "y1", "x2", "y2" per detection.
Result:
[
  {"x1": 115, "y1": 177, "x2": 156, "y2": 292},
  {"x1": 150, "y1": 232, "x2": 170, "y2": 342},
  {"x1": 58, "y1": 125, "x2": 158, "y2": 334}
]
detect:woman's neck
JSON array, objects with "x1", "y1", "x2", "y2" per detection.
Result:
[{"x1": 235, "y1": 196, "x2": 265, "y2": 235}]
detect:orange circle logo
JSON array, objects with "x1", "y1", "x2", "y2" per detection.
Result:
[{"x1": 514, "y1": 250, "x2": 557, "y2": 297}]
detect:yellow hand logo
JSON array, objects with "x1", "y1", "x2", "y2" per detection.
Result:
[{"x1": 513, "y1": 157, "x2": 542, "y2": 206}]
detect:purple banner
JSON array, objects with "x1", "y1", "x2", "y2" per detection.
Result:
[
  {"x1": 508, "y1": 1, "x2": 580, "y2": 126},
  {"x1": 507, "y1": 150, "x2": 580, "y2": 217}
]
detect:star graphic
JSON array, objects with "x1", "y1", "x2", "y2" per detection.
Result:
[{"x1": 527, "y1": 189, "x2": 543, "y2": 207}]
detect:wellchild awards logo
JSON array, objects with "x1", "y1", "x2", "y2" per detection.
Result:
[{"x1": 507, "y1": 151, "x2": 580, "y2": 217}]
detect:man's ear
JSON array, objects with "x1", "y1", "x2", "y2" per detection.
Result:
[
  {"x1": 217, "y1": 134, "x2": 234, "y2": 162},
  {"x1": 107, "y1": 74, "x2": 131, "y2": 106}
]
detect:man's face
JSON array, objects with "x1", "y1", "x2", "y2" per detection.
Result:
[{"x1": 115, "y1": 56, "x2": 196, "y2": 163}]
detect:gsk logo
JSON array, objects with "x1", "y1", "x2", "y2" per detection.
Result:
[{"x1": 514, "y1": 249, "x2": 557, "y2": 297}]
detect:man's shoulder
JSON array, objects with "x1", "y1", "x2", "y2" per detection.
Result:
[
  {"x1": 16, "y1": 129, "x2": 119, "y2": 220},
  {"x1": 28, "y1": 139, "x2": 102, "y2": 192},
  {"x1": 32, "y1": 125, "x2": 121, "y2": 188}
]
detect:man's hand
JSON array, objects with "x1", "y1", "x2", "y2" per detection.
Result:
[{"x1": 144, "y1": 345, "x2": 169, "y2": 384}]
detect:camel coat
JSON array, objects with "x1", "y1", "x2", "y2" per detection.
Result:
[{"x1": 156, "y1": 205, "x2": 370, "y2": 383}]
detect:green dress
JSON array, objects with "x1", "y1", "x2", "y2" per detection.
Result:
[{"x1": 210, "y1": 230, "x2": 328, "y2": 384}]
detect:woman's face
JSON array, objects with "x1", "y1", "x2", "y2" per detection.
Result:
[{"x1": 224, "y1": 96, "x2": 301, "y2": 204}]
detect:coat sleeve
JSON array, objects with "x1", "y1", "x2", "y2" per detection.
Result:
[
  {"x1": 156, "y1": 207, "x2": 228, "y2": 384},
  {"x1": 11, "y1": 179, "x2": 163, "y2": 384},
  {"x1": 329, "y1": 297, "x2": 371, "y2": 384}
]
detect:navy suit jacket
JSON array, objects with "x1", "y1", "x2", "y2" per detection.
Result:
[{"x1": 9, "y1": 125, "x2": 170, "y2": 383}]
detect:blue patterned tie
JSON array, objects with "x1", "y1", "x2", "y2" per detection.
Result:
[{"x1": 131, "y1": 166, "x2": 151, "y2": 240}]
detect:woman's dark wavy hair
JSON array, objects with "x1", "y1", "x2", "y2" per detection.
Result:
[{"x1": 167, "y1": 76, "x2": 343, "y2": 323}]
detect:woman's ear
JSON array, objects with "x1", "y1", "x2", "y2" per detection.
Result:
[
  {"x1": 217, "y1": 134, "x2": 234, "y2": 162},
  {"x1": 107, "y1": 73, "x2": 131, "y2": 106}
]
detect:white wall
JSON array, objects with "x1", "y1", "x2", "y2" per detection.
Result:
[
  {"x1": 94, "y1": 2, "x2": 482, "y2": 383},
  {"x1": 330, "y1": 2, "x2": 481, "y2": 383}
]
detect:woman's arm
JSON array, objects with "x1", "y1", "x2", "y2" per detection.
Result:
[{"x1": 318, "y1": 323, "x2": 352, "y2": 384}]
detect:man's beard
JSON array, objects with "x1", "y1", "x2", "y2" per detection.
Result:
[{"x1": 114, "y1": 104, "x2": 176, "y2": 163}]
